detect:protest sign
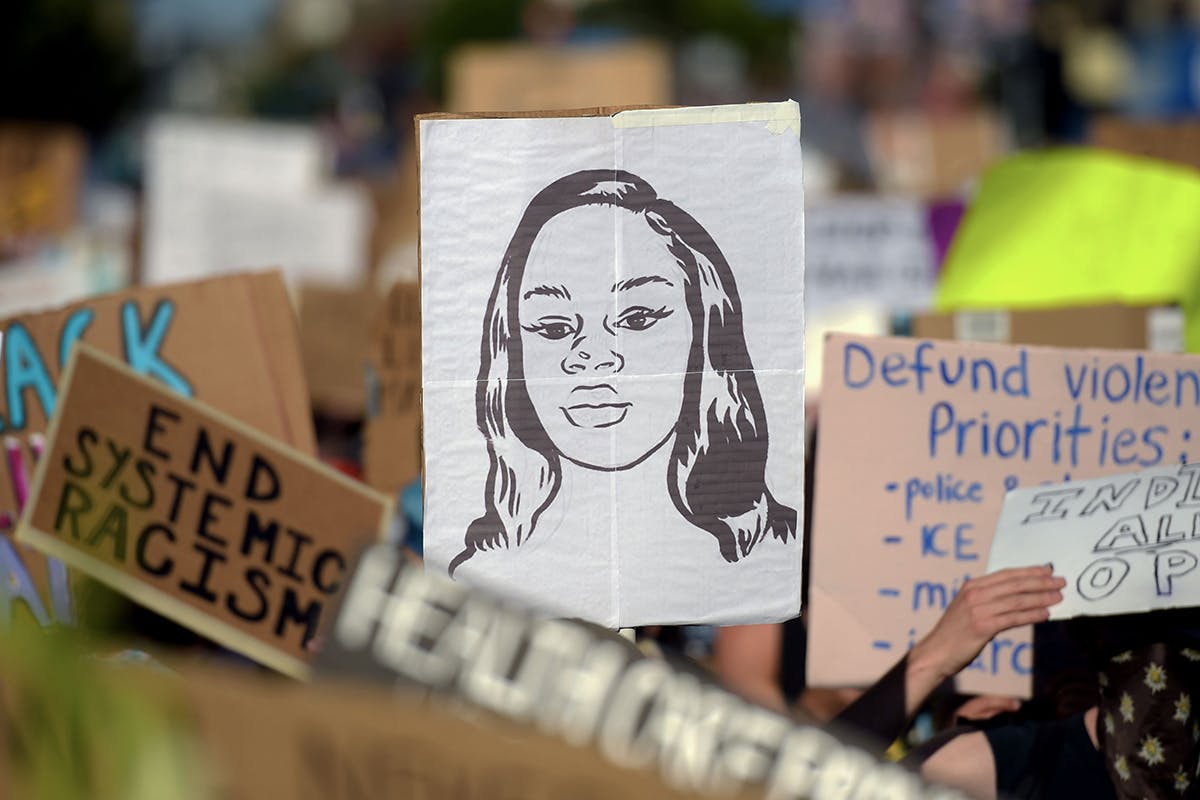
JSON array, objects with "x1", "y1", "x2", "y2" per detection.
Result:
[
  {"x1": 0, "y1": 124, "x2": 85, "y2": 253},
  {"x1": 316, "y1": 543, "x2": 959, "y2": 800},
  {"x1": 297, "y1": 284, "x2": 383, "y2": 417},
  {"x1": 419, "y1": 103, "x2": 805, "y2": 627},
  {"x1": 866, "y1": 110, "x2": 1007, "y2": 198},
  {"x1": 808, "y1": 333, "x2": 1200, "y2": 696},
  {"x1": 936, "y1": 150, "x2": 1200, "y2": 350},
  {"x1": 142, "y1": 116, "x2": 368, "y2": 288},
  {"x1": 988, "y1": 463, "x2": 1200, "y2": 620},
  {"x1": 16, "y1": 346, "x2": 389, "y2": 676},
  {"x1": 1092, "y1": 116, "x2": 1200, "y2": 172},
  {"x1": 0, "y1": 272, "x2": 316, "y2": 628},
  {"x1": 363, "y1": 281, "x2": 421, "y2": 493},
  {"x1": 804, "y1": 196, "x2": 935, "y2": 316},
  {"x1": 446, "y1": 41, "x2": 671, "y2": 112}
]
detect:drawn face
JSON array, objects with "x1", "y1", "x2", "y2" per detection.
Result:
[{"x1": 517, "y1": 205, "x2": 692, "y2": 470}]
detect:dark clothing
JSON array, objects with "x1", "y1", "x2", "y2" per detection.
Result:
[{"x1": 985, "y1": 713, "x2": 1115, "y2": 800}]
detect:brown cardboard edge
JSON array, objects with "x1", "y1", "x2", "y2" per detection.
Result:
[
  {"x1": 242, "y1": 269, "x2": 319, "y2": 455},
  {"x1": 16, "y1": 344, "x2": 394, "y2": 667},
  {"x1": 17, "y1": 525, "x2": 309, "y2": 679},
  {"x1": 11, "y1": 344, "x2": 312, "y2": 678}
]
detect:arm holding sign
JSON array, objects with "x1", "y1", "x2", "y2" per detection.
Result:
[
  {"x1": 833, "y1": 566, "x2": 1065, "y2": 747},
  {"x1": 904, "y1": 565, "x2": 1065, "y2": 717}
]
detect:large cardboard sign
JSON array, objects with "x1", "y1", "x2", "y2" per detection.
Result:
[
  {"x1": 809, "y1": 333, "x2": 1200, "y2": 696},
  {"x1": 0, "y1": 272, "x2": 316, "y2": 628},
  {"x1": 363, "y1": 281, "x2": 421, "y2": 494},
  {"x1": 16, "y1": 346, "x2": 388, "y2": 676},
  {"x1": 316, "y1": 543, "x2": 957, "y2": 800},
  {"x1": 419, "y1": 103, "x2": 805, "y2": 627},
  {"x1": 446, "y1": 41, "x2": 671, "y2": 112},
  {"x1": 989, "y1": 464, "x2": 1200, "y2": 619}
]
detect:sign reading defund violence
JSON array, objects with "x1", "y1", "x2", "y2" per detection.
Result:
[
  {"x1": 989, "y1": 464, "x2": 1200, "y2": 619},
  {"x1": 809, "y1": 333, "x2": 1200, "y2": 696},
  {"x1": 0, "y1": 271, "x2": 316, "y2": 629},
  {"x1": 17, "y1": 347, "x2": 390, "y2": 677}
]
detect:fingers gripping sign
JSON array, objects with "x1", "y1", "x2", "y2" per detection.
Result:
[{"x1": 904, "y1": 566, "x2": 1066, "y2": 715}]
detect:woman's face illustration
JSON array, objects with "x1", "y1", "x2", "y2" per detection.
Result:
[{"x1": 517, "y1": 205, "x2": 691, "y2": 470}]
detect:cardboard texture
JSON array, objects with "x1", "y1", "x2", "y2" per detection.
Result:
[
  {"x1": 866, "y1": 110, "x2": 1007, "y2": 198},
  {"x1": 362, "y1": 281, "x2": 422, "y2": 493},
  {"x1": 178, "y1": 665, "x2": 710, "y2": 800},
  {"x1": 142, "y1": 116, "x2": 369, "y2": 288},
  {"x1": 15, "y1": 346, "x2": 387, "y2": 676},
  {"x1": 808, "y1": 333, "x2": 1200, "y2": 696},
  {"x1": 1092, "y1": 117, "x2": 1200, "y2": 172},
  {"x1": 0, "y1": 271, "x2": 317, "y2": 628},
  {"x1": 911, "y1": 304, "x2": 1186, "y2": 352},
  {"x1": 935, "y1": 150, "x2": 1200, "y2": 350},
  {"x1": 419, "y1": 103, "x2": 805, "y2": 628},
  {"x1": 446, "y1": 41, "x2": 671, "y2": 112},
  {"x1": 988, "y1": 463, "x2": 1200, "y2": 620},
  {"x1": 0, "y1": 124, "x2": 85, "y2": 253},
  {"x1": 297, "y1": 284, "x2": 383, "y2": 416}
]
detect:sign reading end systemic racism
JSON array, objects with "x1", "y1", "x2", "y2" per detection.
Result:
[
  {"x1": 17, "y1": 346, "x2": 391, "y2": 677},
  {"x1": 989, "y1": 463, "x2": 1200, "y2": 620}
]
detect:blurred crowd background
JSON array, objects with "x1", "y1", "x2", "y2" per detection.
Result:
[{"x1": 6, "y1": 0, "x2": 1200, "y2": 632}]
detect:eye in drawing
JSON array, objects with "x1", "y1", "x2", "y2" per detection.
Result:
[
  {"x1": 523, "y1": 317, "x2": 578, "y2": 341},
  {"x1": 614, "y1": 305, "x2": 672, "y2": 332}
]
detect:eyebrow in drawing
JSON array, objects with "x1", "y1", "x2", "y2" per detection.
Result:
[
  {"x1": 612, "y1": 275, "x2": 675, "y2": 292},
  {"x1": 522, "y1": 284, "x2": 572, "y2": 301}
]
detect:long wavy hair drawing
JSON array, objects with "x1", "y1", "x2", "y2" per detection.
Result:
[{"x1": 449, "y1": 169, "x2": 796, "y2": 575}]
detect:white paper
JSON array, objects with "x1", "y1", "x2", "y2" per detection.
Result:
[
  {"x1": 988, "y1": 463, "x2": 1200, "y2": 619},
  {"x1": 142, "y1": 116, "x2": 368, "y2": 288},
  {"x1": 803, "y1": 196, "x2": 935, "y2": 315},
  {"x1": 420, "y1": 104, "x2": 805, "y2": 627}
]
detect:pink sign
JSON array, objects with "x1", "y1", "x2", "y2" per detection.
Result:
[{"x1": 808, "y1": 332, "x2": 1200, "y2": 696}]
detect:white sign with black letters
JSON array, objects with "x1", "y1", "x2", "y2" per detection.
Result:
[{"x1": 988, "y1": 463, "x2": 1200, "y2": 618}]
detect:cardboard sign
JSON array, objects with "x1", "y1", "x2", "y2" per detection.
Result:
[
  {"x1": 0, "y1": 272, "x2": 316, "y2": 628},
  {"x1": 316, "y1": 543, "x2": 956, "y2": 800},
  {"x1": 912, "y1": 304, "x2": 1186, "y2": 353},
  {"x1": 363, "y1": 281, "x2": 421, "y2": 493},
  {"x1": 446, "y1": 41, "x2": 671, "y2": 112},
  {"x1": 1092, "y1": 116, "x2": 1200, "y2": 172},
  {"x1": 419, "y1": 103, "x2": 805, "y2": 627},
  {"x1": 142, "y1": 116, "x2": 369, "y2": 288},
  {"x1": 866, "y1": 110, "x2": 1007, "y2": 198},
  {"x1": 16, "y1": 346, "x2": 389, "y2": 676},
  {"x1": 989, "y1": 463, "x2": 1200, "y2": 619},
  {"x1": 804, "y1": 196, "x2": 935, "y2": 315},
  {"x1": 0, "y1": 124, "x2": 85, "y2": 253},
  {"x1": 297, "y1": 284, "x2": 382, "y2": 416},
  {"x1": 180, "y1": 665, "x2": 709, "y2": 800},
  {"x1": 809, "y1": 333, "x2": 1200, "y2": 696}
]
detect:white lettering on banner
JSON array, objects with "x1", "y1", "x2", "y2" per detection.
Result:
[{"x1": 324, "y1": 545, "x2": 967, "y2": 800}]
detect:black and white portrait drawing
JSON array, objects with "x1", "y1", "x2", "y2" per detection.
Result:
[{"x1": 421, "y1": 106, "x2": 804, "y2": 627}]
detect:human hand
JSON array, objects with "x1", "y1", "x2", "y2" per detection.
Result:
[{"x1": 909, "y1": 565, "x2": 1065, "y2": 687}]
